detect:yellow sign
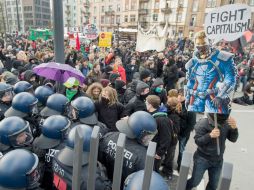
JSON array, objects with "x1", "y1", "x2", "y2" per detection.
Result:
[{"x1": 99, "y1": 32, "x2": 112, "y2": 47}]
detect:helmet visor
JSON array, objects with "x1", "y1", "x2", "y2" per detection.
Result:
[
  {"x1": 67, "y1": 105, "x2": 78, "y2": 120},
  {"x1": 9, "y1": 124, "x2": 34, "y2": 147},
  {"x1": 1, "y1": 90, "x2": 14, "y2": 102},
  {"x1": 138, "y1": 130, "x2": 157, "y2": 146},
  {"x1": 26, "y1": 154, "x2": 40, "y2": 189}
]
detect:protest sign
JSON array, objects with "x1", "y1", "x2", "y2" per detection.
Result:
[
  {"x1": 185, "y1": 31, "x2": 237, "y2": 114},
  {"x1": 83, "y1": 24, "x2": 99, "y2": 40},
  {"x1": 98, "y1": 32, "x2": 112, "y2": 47},
  {"x1": 205, "y1": 4, "x2": 251, "y2": 44},
  {"x1": 69, "y1": 39, "x2": 76, "y2": 48}
]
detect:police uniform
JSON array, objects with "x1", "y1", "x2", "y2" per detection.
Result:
[
  {"x1": 98, "y1": 132, "x2": 147, "y2": 183},
  {"x1": 52, "y1": 155, "x2": 112, "y2": 190}
]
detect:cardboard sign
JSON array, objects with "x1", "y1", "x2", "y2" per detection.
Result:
[
  {"x1": 69, "y1": 39, "x2": 76, "y2": 48},
  {"x1": 83, "y1": 24, "x2": 99, "y2": 40},
  {"x1": 185, "y1": 50, "x2": 237, "y2": 114},
  {"x1": 98, "y1": 32, "x2": 112, "y2": 47},
  {"x1": 205, "y1": 4, "x2": 251, "y2": 43}
]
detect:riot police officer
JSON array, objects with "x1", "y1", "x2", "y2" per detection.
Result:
[
  {"x1": 0, "y1": 116, "x2": 33, "y2": 154},
  {"x1": 33, "y1": 115, "x2": 71, "y2": 189},
  {"x1": 0, "y1": 82, "x2": 13, "y2": 120},
  {"x1": 123, "y1": 170, "x2": 169, "y2": 190},
  {"x1": 0, "y1": 149, "x2": 40, "y2": 190},
  {"x1": 53, "y1": 124, "x2": 112, "y2": 190},
  {"x1": 4, "y1": 92, "x2": 41, "y2": 137},
  {"x1": 98, "y1": 111, "x2": 158, "y2": 185},
  {"x1": 13, "y1": 81, "x2": 34, "y2": 94},
  {"x1": 40, "y1": 93, "x2": 68, "y2": 118},
  {"x1": 34, "y1": 85, "x2": 54, "y2": 112},
  {"x1": 69, "y1": 96, "x2": 109, "y2": 138}
]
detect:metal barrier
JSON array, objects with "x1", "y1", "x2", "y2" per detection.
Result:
[
  {"x1": 72, "y1": 127, "x2": 234, "y2": 190},
  {"x1": 176, "y1": 151, "x2": 192, "y2": 190},
  {"x1": 217, "y1": 162, "x2": 234, "y2": 190}
]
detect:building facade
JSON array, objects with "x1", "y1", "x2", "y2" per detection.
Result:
[
  {"x1": 0, "y1": 0, "x2": 6, "y2": 33},
  {"x1": 3, "y1": 0, "x2": 51, "y2": 32},
  {"x1": 89, "y1": 0, "x2": 171, "y2": 32},
  {"x1": 89, "y1": 0, "x2": 254, "y2": 38},
  {"x1": 62, "y1": 0, "x2": 90, "y2": 30}
]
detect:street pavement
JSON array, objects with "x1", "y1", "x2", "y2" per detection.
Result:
[{"x1": 177, "y1": 103, "x2": 254, "y2": 190}]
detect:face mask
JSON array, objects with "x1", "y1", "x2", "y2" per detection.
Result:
[
  {"x1": 66, "y1": 88, "x2": 78, "y2": 101},
  {"x1": 139, "y1": 93, "x2": 149, "y2": 101},
  {"x1": 155, "y1": 87, "x2": 163, "y2": 93},
  {"x1": 101, "y1": 97, "x2": 110, "y2": 104}
]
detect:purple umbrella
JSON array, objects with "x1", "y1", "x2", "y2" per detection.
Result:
[{"x1": 33, "y1": 62, "x2": 85, "y2": 84}]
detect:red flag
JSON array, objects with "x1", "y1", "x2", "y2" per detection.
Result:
[
  {"x1": 243, "y1": 30, "x2": 254, "y2": 43},
  {"x1": 76, "y1": 33, "x2": 80, "y2": 50}
]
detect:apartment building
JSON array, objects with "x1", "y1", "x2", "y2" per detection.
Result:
[
  {"x1": 63, "y1": 0, "x2": 90, "y2": 30},
  {"x1": 3, "y1": 0, "x2": 51, "y2": 32}
]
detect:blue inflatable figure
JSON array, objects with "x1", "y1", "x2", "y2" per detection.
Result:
[{"x1": 185, "y1": 31, "x2": 237, "y2": 114}]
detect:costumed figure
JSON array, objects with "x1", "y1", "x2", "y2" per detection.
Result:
[{"x1": 185, "y1": 31, "x2": 237, "y2": 114}]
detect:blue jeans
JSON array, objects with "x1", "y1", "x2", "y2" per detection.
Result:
[
  {"x1": 186, "y1": 152, "x2": 223, "y2": 190},
  {"x1": 177, "y1": 135, "x2": 190, "y2": 168}
]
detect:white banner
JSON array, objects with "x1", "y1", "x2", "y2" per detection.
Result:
[{"x1": 136, "y1": 22, "x2": 168, "y2": 52}]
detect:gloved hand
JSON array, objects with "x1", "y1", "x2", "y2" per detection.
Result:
[{"x1": 212, "y1": 97, "x2": 222, "y2": 108}]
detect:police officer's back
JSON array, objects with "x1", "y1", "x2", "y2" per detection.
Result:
[
  {"x1": 33, "y1": 115, "x2": 71, "y2": 189},
  {"x1": 53, "y1": 124, "x2": 112, "y2": 190},
  {"x1": 98, "y1": 111, "x2": 157, "y2": 184}
]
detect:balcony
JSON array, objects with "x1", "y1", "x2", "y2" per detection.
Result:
[
  {"x1": 83, "y1": 2, "x2": 89, "y2": 7},
  {"x1": 140, "y1": 0, "x2": 149, "y2": 2},
  {"x1": 161, "y1": 7, "x2": 172, "y2": 14},
  {"x1": 105, "y1": 10, "x2": 115, "y2": 15},
  {"x1": 65, "y1": 10, "x2": 71, "y2": 15},
  {"x1": 138, "y1": 9, "x2": 148, "y2": 15}
]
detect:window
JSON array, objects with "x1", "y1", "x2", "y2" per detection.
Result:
[
  {"x1": 101, "y1": 6, "x2": 104, "y2": 12},
  {"x1": 101, "y1": 16, "x2": 105, "y2": 24},
  {"x1": 94, "y1": 6, "x2": 96, "y2": 13},
  {"x1": 93, "y1": 16, "x2": 96, "y2": 24},
  {"x1": 108, "y1": 5, "x2": 112, "y2": 11},
  {"x1": 116, "y1": 15, "x2": 120, "y2": 23},
  {"x1": 207, "y1": 0, "x2": 216, "y2": 8},
  {"x1": 154, "y1": 2, "x2": 159, "y2": 9},
  {"x1": 177, "y1": 13, "x2": 182, "y2": 22},
  {"x1": 192, "y1": 0, "x2": 198, "y2": 12},
  {"x1": 101, "y1": 27, "x2": 104, "y2": 31},
  {"x1": 124, "y1": 15, "x2": 128, "y2": 22},
  {"x1": 153, "y1": 14, "x2": 158, "y2": 21},
  {"x1": 130, "y1": 14, "x2": 135, "y2": 22},
  {"x1": 117, "y1": 4, "x2": 120, "y2": 12},
  {"x1": 190, "y1": 14, "x2": 196, "y2": 26},
  {"x1": 131, "y1": 0, "x2": 136, "y2": 10},
  {"x1": 111, "y1": 16, "x2": 114, "y2": 24},
  {"x1": 125, "y1": 0, "x2": 129, "y2": 10},
  {"x1": 106, "y1": 16, "x2": 110, "y2": 24},
  {"x1": 250, "y1": 0, "x2": 254, "y2": 6}
]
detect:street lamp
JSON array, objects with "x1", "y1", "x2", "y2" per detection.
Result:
[
  {"x1": 15, "y1": 0, "x2": 21, "y2": 31},
  {"x1": 117, "y1": 22, "x2": 120, "y2": 47}
]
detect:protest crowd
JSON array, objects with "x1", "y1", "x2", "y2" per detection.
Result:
[{"x1": 0, "y1": 28, "x2": 251, "y2": 190}]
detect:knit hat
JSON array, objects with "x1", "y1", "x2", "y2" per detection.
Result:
[
  {"x1": 109, "y1": 73, "x2": 120, "y2": 83},
  {"x1": 100, "y1": 79, "x2": 110, "y2": 87},
  {"x1": 152, "y1": 78, "x2": 164, "y2": 88},
  {"x1": 139, "y1": 69, "x2": 151, "y2": 81},
  {"x1": 136, "y1": 81, "x2": 149, "y2": 95}
]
